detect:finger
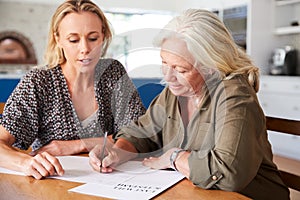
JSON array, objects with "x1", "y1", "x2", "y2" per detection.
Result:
[
  {"x1": 36, "y1": 157, "x2": 56, "y2": 176},
  {"x1": 32, "y1": 154, "x2": 52, "y2": 177},
  {"x1": 100, "y1": 166, "x2": 113, "y2": 173},
  {"x1": 102, "y1": 153, "x2": 116, "y2": 168},
  {"x1": 42, "y1": 152, "x2": 64, "y2": 176},
  {"x1": 25, "y1": 163, "x2": 43, "y2": 180},
  {"x1": 31, "y1": 169, "x2": 43, "y2": 180},
  {"x1": 89, "y1": 157, "x2": 101, "y2": 171},
  {"x1": 89, "y1": 148, "x2": 101, "y2": 164}
]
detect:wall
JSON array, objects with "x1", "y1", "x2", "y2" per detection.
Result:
[
  {"x1": 0, "y1": 2, "x2": 57, "y2": 65},
  {"x1": 0, "y1": 0, "x2": 248, "y2": 67},
  {"x1": 1, "y1": 0, "x2": 299, "y2": 74},
  {"x1": 1, "y1": 0, "x2": 249, "y2": 13}
]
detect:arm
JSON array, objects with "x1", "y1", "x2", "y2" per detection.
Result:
[
  {"x1": 32, "y1": 135, "x2": 114, "y2": 156},
  {"x1": 145, "y1": 78, "x2": 266, "y2": 191},
  {"x1": 188, "y1": 80, "x2": 266, "y2": 191},
  {"x1": 0, "y1": 125, "x2": 64, "y2": 179}
]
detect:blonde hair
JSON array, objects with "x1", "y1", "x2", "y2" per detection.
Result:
[
  {"x1": 44, "y1": 0, "x2": 112, "y2": 68},
  {"x1": 155, "y1": 9, "x2": 259, "y2": 92}
]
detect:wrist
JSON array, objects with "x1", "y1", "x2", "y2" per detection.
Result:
[{"x1": 170, "y1": 149, "x2": 185, "y2": 171}]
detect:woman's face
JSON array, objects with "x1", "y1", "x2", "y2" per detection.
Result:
[
  {"x1": 56, "y1": 11, "x2": 104, "y2": 73},
  {"x1": 160, "y1": 38, "x2": 204, "y2": 97}
]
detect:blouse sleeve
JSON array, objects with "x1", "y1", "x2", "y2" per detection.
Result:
[
  {"x1": 115, "y1": 88, "x2": 170, "y2": 154},
  {"x1": 1, "y1": 70, "x2": 41, "y2": 150},
  {"x1": 95, "y1": 59, "x2": 146, "y2": 136},
  {"x1": 188, "y1": 78, "x2": 266, "y2": 191}
]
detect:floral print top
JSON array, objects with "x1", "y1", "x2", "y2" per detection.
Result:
[{"x1": 0, "y1": 59, "x2": 146, "y2": 151}]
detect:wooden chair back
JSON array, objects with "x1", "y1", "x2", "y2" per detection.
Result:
[
  {"x1": 0, "y1": 102, "x2": 5, "y2": 116},
  {"x1": 266, "y1": 116, "x2": 300, "y2": 192}
]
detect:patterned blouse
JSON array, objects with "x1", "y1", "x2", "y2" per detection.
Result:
[{"x1": 0, "y1": 59, "x2": 146, "y2": 151}]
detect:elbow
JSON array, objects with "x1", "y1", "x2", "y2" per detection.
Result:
[{"x1": 191, "y1": 171, "x2": 248, "y2": 192}]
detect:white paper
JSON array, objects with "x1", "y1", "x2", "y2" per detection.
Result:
[
  {"x1": 0, "y1": 167, "x2": 23, "y2": 176},
  {"x1": 0, "y1": 156, "x2": 153, "y2": 185},
  {"x1": 69, "y1": 170, "x2": 184, "y2": 200},
  {"x1": 50, "y1": 156, "x2": 155, "y2": 185}
]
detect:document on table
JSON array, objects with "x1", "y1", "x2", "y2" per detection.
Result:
[
  {"x1": 57, "y1": 156, "x2": 184, "y2": 200},
  {"x1": 69, "y1": 169, "x2": 184, "y2": 200},
  {"x1": 50, "y1": 156, "x2": 147, "y2": 185},
  {"x1": 0, "y1": 156, "x2": 185, "y2": 199}
]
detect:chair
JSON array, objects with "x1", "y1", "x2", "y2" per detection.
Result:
[
  {"x1": 266, "y1": 116, "x2": 300, "y2": 192},
  {"x1": 0, "y1": 102, "x2": 5, "y2": 116},
  {"x1": 137, "y1": 83, "x2": 164, "y2": 108}
]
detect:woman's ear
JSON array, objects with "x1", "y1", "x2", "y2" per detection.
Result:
[{"x1": 54, "y1": 33, "x2": 62, "y2": 48}]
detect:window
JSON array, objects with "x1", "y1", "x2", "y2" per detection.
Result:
[{"x1": 105, "y1": 11, "x2": 174, "y2": 78}]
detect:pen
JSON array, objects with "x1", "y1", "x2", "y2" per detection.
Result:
[{"x1": 99, "y1": 131, "x2": 108, "y2": 173}]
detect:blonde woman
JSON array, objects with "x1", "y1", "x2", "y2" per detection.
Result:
[{"x1": 0, "y1": 0, "x2": 145, "y2": 179}]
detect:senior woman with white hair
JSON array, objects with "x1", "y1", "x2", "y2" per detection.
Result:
[{"x1": 89, "y1": 9, "x2": 289, "y2": 200}]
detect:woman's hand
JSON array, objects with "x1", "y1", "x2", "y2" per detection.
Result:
[
  {"x1": 89, "y1": 138, "x2": 138, "y2": 173},
  {"x1": 31, "y1": 140, "x2": 86, "y2": 156},
  {"x1": 142, "y1": 148, "x2": 177, "y2": 170},
  {"x1": 24, "y1": 151, "x2": 64, "y2": 179},
  {"x1": 89, "y1": 143, "x2": 120, "y2": 173}
]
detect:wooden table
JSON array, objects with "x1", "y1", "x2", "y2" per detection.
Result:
[{"x1": 0, "y1": 171, "x2": 251, "y2": 200}]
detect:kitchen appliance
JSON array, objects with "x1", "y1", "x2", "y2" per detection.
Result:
[{"x1": 269, "y1": 46, "x2": 298, "y2": 75}]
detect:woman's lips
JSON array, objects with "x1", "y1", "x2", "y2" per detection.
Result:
[
  {"x1": 168, "y1": 84, "x2": 182, "y2": 89},
  {"x1": 79, "y1": 58, "x2": 92, "y2": 65}
]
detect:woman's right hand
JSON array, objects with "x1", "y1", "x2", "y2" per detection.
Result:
[
  {"x1": 24, "y1": 152, "x2": 64, "y2": 179},
  {"x1": 89, "y1": 144, "x2": 117, "y2": 173},
  {"x1": 89, "y1": 138, "x2": 138, "y2": 173}
]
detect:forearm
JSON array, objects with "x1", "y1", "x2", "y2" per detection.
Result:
[
  {"x1": 0, "y1": 141, "x2": 32, "y2": 173},
  {"x1": 113, "y1": 138, "x2": 138, "y2": 163}
]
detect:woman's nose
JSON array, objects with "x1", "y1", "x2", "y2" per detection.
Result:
[
  {"x1": 163, "y1": 66, "x2": 176, "y2": 81},
  {"x1": 79, "y1": 39, "x2": 90, "y2": 54}
]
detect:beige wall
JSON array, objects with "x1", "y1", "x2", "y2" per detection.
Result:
[{"x1": 0, "y1": 2, "x2": 57, "y2": 65}]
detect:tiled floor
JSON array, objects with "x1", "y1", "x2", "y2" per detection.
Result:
[{"x1": 273, "y1": 155, "x2": 300, "y2": 200}]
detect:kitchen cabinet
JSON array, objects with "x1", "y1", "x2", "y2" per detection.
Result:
[
  {"x1": 273, "y1": 0, "x2": 300, "y2": 35},
  {"x1": 257, "y1": 75, "x2": 300, "y2": 160},
  {"x1": 247, "y1": 0, "x2": 300, "y2": 75}
]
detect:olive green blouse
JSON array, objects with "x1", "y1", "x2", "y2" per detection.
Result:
[{"x1": 115, "y1": 74, "x2": 290, "y2": 200}]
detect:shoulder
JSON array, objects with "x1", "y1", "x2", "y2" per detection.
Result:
[
  {"x1": 21, "y1": 65, "x2": 59, "y2": 83},
  {"x1": 97, "y1": 58, "x2": 123, "y2": 67},
  {"x1": 217, "y1": 74, "x2": 255, "y2": 97},
  {"x1": 97, "y1": 58, "x2": 126, "y2": 73},
  {"x1": 150, "y1": 86, "x2": 175, "y2": 107},
  {"x1": 95, "y1": 58, "x2": 128, "y2": 82}
]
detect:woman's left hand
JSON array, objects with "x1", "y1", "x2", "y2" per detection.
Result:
[
  {"x1": 142, "y1": 148, "x2": 178, "y2": 170},
  {"x1": 30, "y1": 140, "x2": 85, "y2": 156}
]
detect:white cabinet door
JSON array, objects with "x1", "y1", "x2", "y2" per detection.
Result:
[{"x1": 258, "y1": 76, "x2": 300, "y2": 161}]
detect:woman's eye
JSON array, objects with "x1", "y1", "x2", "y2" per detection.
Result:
[
  {"x1": 175, "y1": 67, "x2": 187, "y2": 73},
  {"x1": 69, "y1": 39, "x2": 79, "y2": 43},
  {"x1": 89, "y1": 38, "x2": 98, "y2": 42}
]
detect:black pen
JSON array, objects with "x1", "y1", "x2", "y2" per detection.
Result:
[{"x1": 99, "y1": 131, "x2": 108, "y2": 173}]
